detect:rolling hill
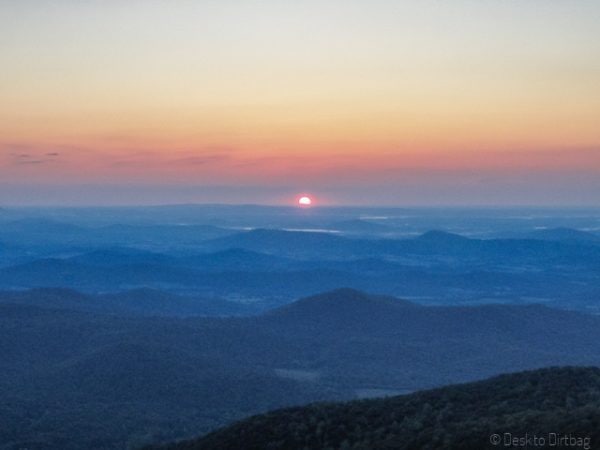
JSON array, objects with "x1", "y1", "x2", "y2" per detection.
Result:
[
  {"x1": 526, "y1": 227, "x2": 600, "y2": 243},
  {"x1": 157, "y1": 366, "x2": 600, "y2": 450},
  {"x1": 0, "y1": 287, "x2": 252, "y2": 317},
  {"x1": 2, "y1": 228, "x2": 600, "y2": 312},
  {"x1": 3, "y1": 288, "x2": 600, "y2": 448}
]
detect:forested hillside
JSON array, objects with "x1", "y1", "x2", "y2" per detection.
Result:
[{"x1": 158, "y1": 367, "x2": 600, "y2": 450}]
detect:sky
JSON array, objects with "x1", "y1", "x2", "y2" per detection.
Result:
[{"x1": 1, "y1": 0, "x2": 599, "y2": 206}]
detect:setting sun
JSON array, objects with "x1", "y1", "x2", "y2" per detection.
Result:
[{"x1": 298, "y1": 196, "x2": 312, "y2": 206}]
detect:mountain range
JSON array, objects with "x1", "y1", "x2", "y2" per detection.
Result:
[
  {"x1": 2, "y1": 227, "x2": 600, "y2": 312},
  {"x1": 3, "y1": 288, "x2": 600, "y2": 449},
  {"x1": 0, "y1": 287, "x2": 252, "y2": 317}
]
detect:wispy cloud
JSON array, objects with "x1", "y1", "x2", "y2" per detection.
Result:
[
  {"x1": 110, "y1": 149, "x2": 232, "y2": 169},
  {"x1": 3, "y1": 145, "x2": 62, "y2": 166}
]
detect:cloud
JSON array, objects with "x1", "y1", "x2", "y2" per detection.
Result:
[
  {"x1": 110, "y1": 150, "x2": 231, "y2": 169},
  {"x1": 16, "y1": 159, "x2": 46, "y2": 165},
  {"x1": 167, "y1": 154, "x2": 229, "y2": 166},
  {"x1": 4, "y1": 148, "x2": 62, "y2": 166}
]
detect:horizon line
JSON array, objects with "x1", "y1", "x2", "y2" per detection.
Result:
[{"x1": 2, "y1": 203, "x2": 600, "y2": 210}]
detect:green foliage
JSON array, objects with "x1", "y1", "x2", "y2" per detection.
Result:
[{"x1": 157, "y1": 367, "x2": 600, "y2": 450}]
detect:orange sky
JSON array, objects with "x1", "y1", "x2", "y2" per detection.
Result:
[{"x1": 1, "y1": 1, "x2": 599, "y2": 205}]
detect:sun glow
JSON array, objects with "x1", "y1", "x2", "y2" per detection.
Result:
[{"x1": 298, "y1": 196, "x2": 313, "y2": 206}]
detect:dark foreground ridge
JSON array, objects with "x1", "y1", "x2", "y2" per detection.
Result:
[{"x1": 154, "y1": 367, "x2": 600, "y2": 450}]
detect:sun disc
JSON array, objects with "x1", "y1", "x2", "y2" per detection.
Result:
[{"x1": 298, "y1": 196, "x2": 312, "y2": 206}]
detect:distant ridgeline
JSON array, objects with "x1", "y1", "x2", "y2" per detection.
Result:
[
  {"x1": 1, "y1": 222, "x2": 600, "y2": 312},
  {"x1": 151, "y1": 367, "x2": 600, "y2": 450}
]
